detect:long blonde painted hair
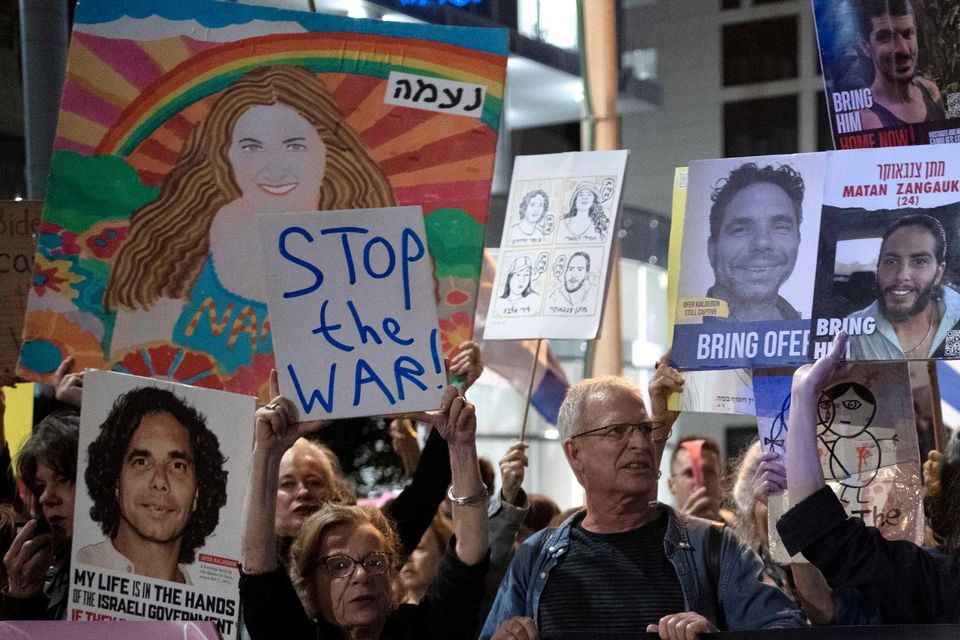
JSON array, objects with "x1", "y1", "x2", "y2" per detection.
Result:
[{"x1": 104, "y1": 64, "x2": 395, "y2": 311}]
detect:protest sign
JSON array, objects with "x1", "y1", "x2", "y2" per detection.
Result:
[
  {"x1": 259, "y1": 207, "x2": 445, "y2": 420},
  {"x1": 70, "y1": 371, "x2": 254, "y2": 637},
  {"x1": 814, "y1": 0, "x2": 960, "y2": 149},
  {"x1": 809, "y1": 144, "x2": 960, "y2": 361},
  {"x1": 0, "y1": 201, "x2": 39, "y2": 376},
  {"x1": 16, "y1": 0, "x2": 507, "y2": 400},
  {"x1": 483, "y1": 150, "x2": 629, "y2": 340},
  {"x1": 753, "y1": 363, "x2": 922, "y2": 563},
  {"x1": 672, "y1": 152, "x2": 827, "y2": 370},
  {"x1": 2, "y1": 621, "x2": 221, "y2": 639}
]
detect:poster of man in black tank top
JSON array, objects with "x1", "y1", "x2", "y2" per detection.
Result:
[{"x1": 814, "y1": 0, "x2": 960, "y2": 149}]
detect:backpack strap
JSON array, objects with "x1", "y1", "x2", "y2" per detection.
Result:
[{"x1": 706, "y1": 521, "x2": 727, "y2": 631}]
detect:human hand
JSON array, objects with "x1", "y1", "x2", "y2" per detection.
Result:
[
  {"x1": 753, "y1": 451, "x2": 787, "y2": 505},
  {"x1": 924, "y1": 449, "x2": 945, "y2": 497},
  {"x1": 649, "y1": 351, "x2": 682, "y2": 423},
  {"x1": 253, "y1": 370, "x2": 329, "y2": 457},
  {"x1": 435, "y1": 385, "x2": 476, "y2": 450},
  {"x1": 679, "y1": 486, "x2": 721, "y2": 521},
  {"x1": 390, "y1": 418, "x2": 421, "y2": 475},
  {"x1": 3, "y1": 520, "x2": 53, "y2": 599},
  {"x1": 500, "y1": 441, "x2": 529, "y2": 505},
  {"x1": 491, "y1": 616, "x2": 539, "y2": 640},
  {"x1": 646, "y1": 611, "x2": 717, "y2": 640},
  {"x1": 791, "y1": 332, "x2": 849, "y2": 401},
  {"x1": 449, "y1": 340, "x2": 483, "y2": 392},
  {"x1": 53, "y1": 357, "x2": 83, "y2": 408}
]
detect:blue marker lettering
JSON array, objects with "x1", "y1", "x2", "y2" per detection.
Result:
[
  {"x1": 394, "y1": 356, "x2": 427, "y2": 400},
  {"x1": 429, "y1": 328, "x2": 443, "y2": 376},
  {"x1": 363, "y1": 236, "x2": 396, "y2": 279},
  {"x1": 288, "y1": 363, "x2": 335, "y2": 413},
  {"x1": 383, "y1": 317, "x2": 414, "y2": 346},
  {"x1": 347, "y1": 300, "x2": 382, "y2": 345},
  {"x1": 278, "y1": 227, "x2": 323, "y2": 298},
  {"x1": 401, "y1": 227, "x2": 425, "y2": 310},
  {"x1": 353, "y1": 359, "x2": 396, "y2": 406},
  {"x1": 312, "y1": 300, "x2": 353, "y2": 352},
  {"x1": 321, "y1": 226, "x2": 368, "y2": 285}
]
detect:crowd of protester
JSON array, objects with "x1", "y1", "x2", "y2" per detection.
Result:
[{"x1": 0, "y1": 331, "x2": 958, "y2": 639}]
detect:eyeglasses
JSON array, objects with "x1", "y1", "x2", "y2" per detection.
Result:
[
  {"x1": 571, "y1": 421, "x2": 669, "y2": 443},
  {"x1": 317, "y1": 552, "x2": 391, "y2": 579}
]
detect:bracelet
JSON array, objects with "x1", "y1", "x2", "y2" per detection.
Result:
[{"x1": 446, "y1": 483, "x2": 489, "y2": 507}]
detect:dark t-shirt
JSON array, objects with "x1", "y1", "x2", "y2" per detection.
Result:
[{"x1": 538, "y1": 513, "x2": 685, "y2": 638}]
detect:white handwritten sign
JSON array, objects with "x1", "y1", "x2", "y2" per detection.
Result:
[{"x1": 258, "y1": 207, "x2": 446, "y2": 419}]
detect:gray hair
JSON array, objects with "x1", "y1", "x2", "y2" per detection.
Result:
[
  {"x1": 557, "y1": 375, "x2": 644, "y2": 441},
  {"x1": 731, "y1": 439, "x2": 765, "y2": 550}
]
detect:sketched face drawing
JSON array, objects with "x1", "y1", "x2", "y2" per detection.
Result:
[
  {"x1": 522, "y1": 192, "x2": 547, "y2": 224},
  {"x1": 574, "y1": 187, "x2": 597, "y2": 214},
  {"x1": 818, "y1": 383, "x2": 877, "y2": 438},
  {"x1": 564, "y1": 253, "x2": 590, "y2": 293},
  {"x1": 509, "y1": 267, "x2": 532, "y2": 296},
  {"x1": 227, "y1": 103, "x2": 328, "y2": 213}
]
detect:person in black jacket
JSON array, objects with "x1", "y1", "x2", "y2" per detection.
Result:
[
  {"x1": 240, "y1": 373, "x2": 489, "y2": 640},
  {"x1": 777, "y1": 331, "x2": 960, "y2": 623}
]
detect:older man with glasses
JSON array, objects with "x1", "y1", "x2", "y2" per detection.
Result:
[{"x1": 481, "y1": 368, "x2": 804, "y2": 640}]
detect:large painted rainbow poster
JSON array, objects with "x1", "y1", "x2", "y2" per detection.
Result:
[{"x1": 18, "y1": 0, "x2": 507, "y2": 399}]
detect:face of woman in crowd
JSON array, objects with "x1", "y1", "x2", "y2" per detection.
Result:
[
  {"x1": 399, "y1": 529, "x2": 442, "y2": 601},
  {"x1": 276, "y1": 439, "x2": 336, "y2": 538},
  {"x1": 313, "y1": 522, "x2": 392, "y2": 634},
  {"x1": 35, "y1": 462, "x2": 75, "y2": 545},
  {"x1": 227, "y1": 103, "x2": 327, "y2": 213}
]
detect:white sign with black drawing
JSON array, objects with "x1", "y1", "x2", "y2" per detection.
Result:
[{"x1": 484, "y1": 150, "x2": 629, "y2": 340}]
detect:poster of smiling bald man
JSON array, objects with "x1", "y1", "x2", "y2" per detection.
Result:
[
  {"x1": 672, "y1": 152, "x2": 826, "y2": 370},
  {"x1": 69, "y1": 370, "x2": 253, "y2": 638}
]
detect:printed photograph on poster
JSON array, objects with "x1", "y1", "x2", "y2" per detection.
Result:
[
  {"x1": 69, "y1": 370, "x2": 254, "y2": 637},
  {"x1": 752, "y1": 363, "x2": 922, "y2": 564},
  {"x1": 506, "y1": 181, "x2": 561, "y2": 247},
  {"x1": 810, "y1": 144, "x2": 960, "y2": 361},
  {"x1": 15, "y1": 0, "x2": 507, "y2": 400},
  {"x1": 258, "y1": 207, "x2": 447, "y2": 420},
  {"x1": 672, "y1": 152, "x2": 826, "y2": 370},
  {"x1": 484, "y1": 151, "x2": 629, "y2": 341},
  {"x1": 813, "y1": 0, "x2": 960, "y2": 149}
]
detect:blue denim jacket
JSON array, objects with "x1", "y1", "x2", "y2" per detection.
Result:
[{"x1": 480, "y1": 504, "x2": 805, "y2": 638}]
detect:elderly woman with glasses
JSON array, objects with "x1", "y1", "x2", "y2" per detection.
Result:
[{"x1": 240, "y1": 373, "x2": 489, "y2": 640}]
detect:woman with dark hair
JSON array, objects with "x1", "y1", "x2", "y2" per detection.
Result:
[
  {"x1": 1, "y1": 411, "x2": 80, "y2": 620},
  {"x1": 562, "y1": 182, "x2": 608, "y2": 239},
  {"x1": 241, "y1": 376, "x2": 489, "y2": 640}
]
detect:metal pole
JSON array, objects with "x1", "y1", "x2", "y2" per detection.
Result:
[{"x1": 19, "y1": 0, "x2": 70, "y2": 199}]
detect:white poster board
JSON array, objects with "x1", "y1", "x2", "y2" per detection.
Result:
[
  {"x1": 69, "y1": 370, "x2": 254, "y2": 638},
  {"x1": 483, "y1": 150, "x2": 630, "y2": 340},
  {"x1": 259, "y1": 206, "x2": 446, "y2": 419}
]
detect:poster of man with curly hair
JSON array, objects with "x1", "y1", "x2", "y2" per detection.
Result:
[
  {"x1": 17, "y1": 0, "x2": 507, "y2": 400},
  {"x1": 69, "y1": 370, "x2": 254, "y2": 637}
]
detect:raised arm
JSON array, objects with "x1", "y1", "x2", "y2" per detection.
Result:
[{"x1": 241, "y1": 370, "x2": 327, "y2": 573}]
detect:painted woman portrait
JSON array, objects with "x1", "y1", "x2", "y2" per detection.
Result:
[
  {"x1": 562, "y1": 181, "x2": 608, "y2": 240},
  {"x1": 104, "y1": 64, "x2": 395, "y2": 371}
]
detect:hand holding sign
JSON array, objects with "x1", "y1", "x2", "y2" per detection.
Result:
[{"x1": 254, "y1": 370, "x2": 330, "y2": 458}]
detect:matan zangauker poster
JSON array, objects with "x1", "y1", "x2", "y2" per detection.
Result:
[
  {"x1": 814, "y1": 0, "x2": 960, "y2": 149},
  {"x1": 69, "y1": 371, "x2": 253, "y2": 638},
  {"x1": 16, "y1": 0, "x2": 507, "y2": 401}
]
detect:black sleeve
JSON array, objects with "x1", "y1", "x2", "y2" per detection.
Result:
[
  {"x1": 415, "y1": 538, "x2": 491, "y2": 640},
  {"x1": 0, "y1": 591, "x2": 52, "y2": 620},
  {"x1": 0, "y1": 443, "x2": 15, "y2": 504},
  {"x1": 239, "y1": 567, "x2": 316, "y2": 640},
  {"x1": 385, "y1": 426, "x2": 450, "y2": 556},
  {"x1": 777, "y1": 486, "x2": 960, "y2": 623}
]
